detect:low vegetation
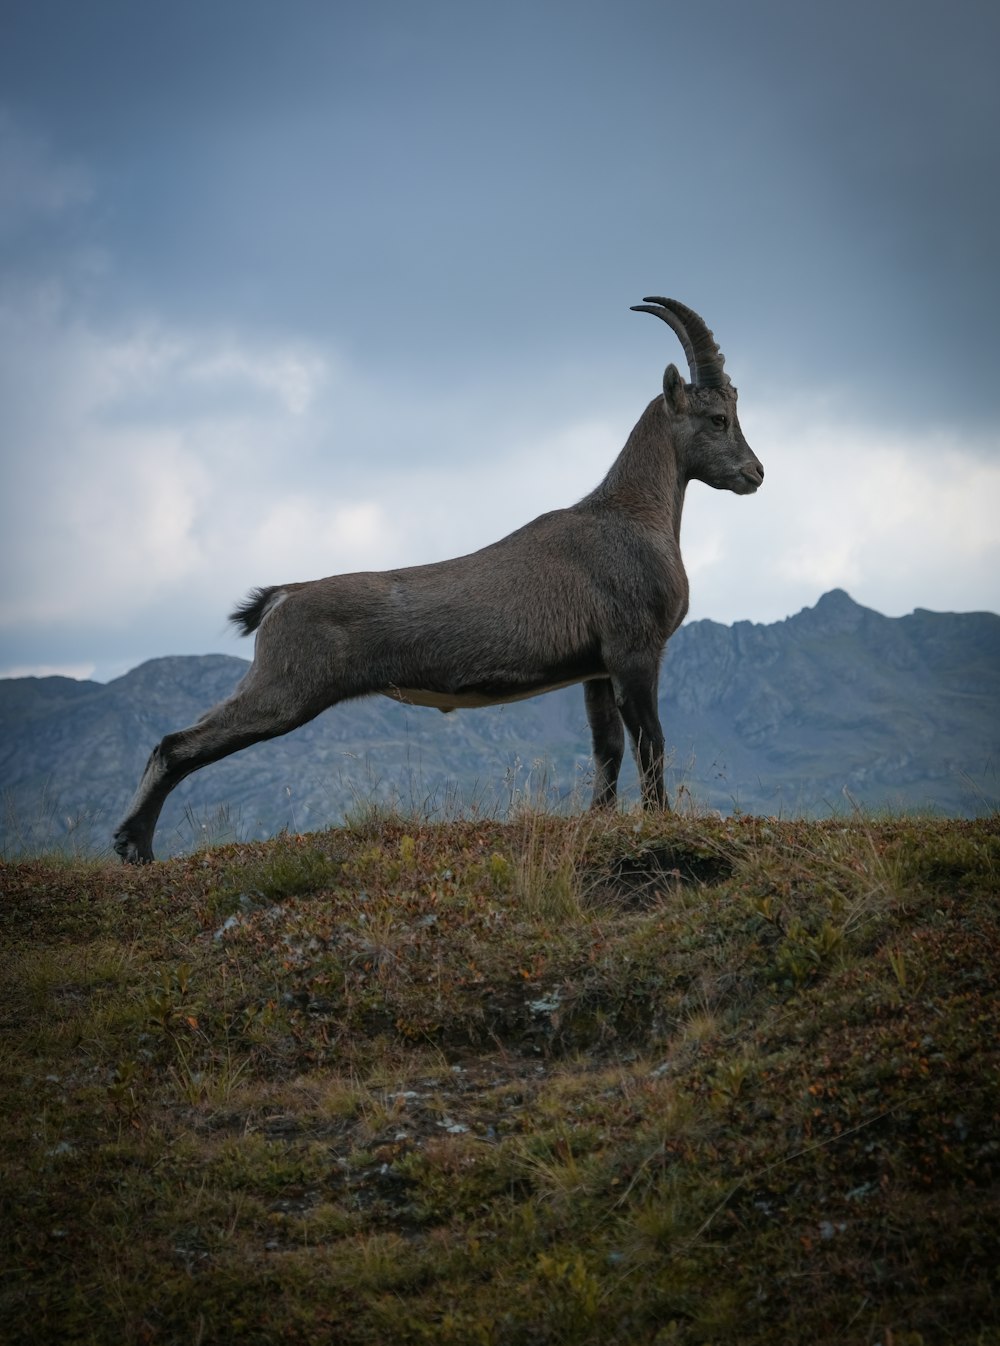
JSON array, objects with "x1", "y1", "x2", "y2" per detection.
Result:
[{"x1": 1, "y1": 808, "x2": 997, "y2": 1344}]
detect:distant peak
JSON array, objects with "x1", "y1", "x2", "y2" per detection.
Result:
[
  {"x1": 815, "y1": 588, "x2": 858, "y2": 608},
  {"x1": 795, "y1": 589, "x2": 873, "y2": 634}
]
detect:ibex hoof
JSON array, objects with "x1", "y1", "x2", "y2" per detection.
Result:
[{"x1": 113, "y1": 827, "x2": 153, "y2": 865}]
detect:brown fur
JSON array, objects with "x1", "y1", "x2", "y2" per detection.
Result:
[{"x1": 114, "y1": 302, "x2": 763, "y2": 863}]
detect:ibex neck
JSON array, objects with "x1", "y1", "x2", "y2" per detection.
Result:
[{"x1": 589, "y1": 397, "x2": 686, "y2": 537}]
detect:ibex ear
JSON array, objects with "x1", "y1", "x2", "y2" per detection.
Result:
[{"x1": 662, "y1": 364, "x2": 688, "y2": 414}]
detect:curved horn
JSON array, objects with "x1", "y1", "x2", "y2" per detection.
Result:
[{"x1": 630, "y1": 297, "x2": 730, "y2": 388}]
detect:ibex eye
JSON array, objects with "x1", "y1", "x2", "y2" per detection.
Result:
[{"x1": 712, "y1": 414, "x2": 727, "y2": 429}]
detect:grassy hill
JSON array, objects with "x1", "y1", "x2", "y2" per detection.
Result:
[{"x1": 1, "y1": 809, "x2": 998, "y2": 1344}]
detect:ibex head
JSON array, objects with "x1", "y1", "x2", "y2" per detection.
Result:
[{"x1": 632, "y1": 297, "x2": 764, "y2": 495}]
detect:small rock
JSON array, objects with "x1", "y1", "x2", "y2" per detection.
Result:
[{"x1": 213, "y1": 914, "x2": 241, "y2": 940}]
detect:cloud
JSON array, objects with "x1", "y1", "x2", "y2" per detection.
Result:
[
  {"x1": 0, "y1": 109, "x2": 93, "y2": 237},
  {"x1": 246, "y1": 498, "x2": 391, "y2": 578},
  {"x1": 0, "y1": 286, "x2": 631, "y2": 678},
  {"x1": 0, "y1": 293, "x2": 335, "y2": 636},
  {"x1": 683, "y1": 401, "x2": 1000, "y2": 624},
  {"x1": 2, "y1": 281, "x2": 998, "y2": 684},
  {"x1": 0, "y1": 661, "x2": 97, "y2": 681}
]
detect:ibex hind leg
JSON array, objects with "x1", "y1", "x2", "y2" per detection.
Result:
[
  {"x1": 113, "y1": 736, "x2": 183, "y2": 864},
  {"x1": 113, "y1": 681, "x2": 331, "y2": 864}
]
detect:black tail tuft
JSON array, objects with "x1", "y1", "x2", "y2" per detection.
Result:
[{"x1": 229, "y1": 586, "x2": 281, "y2": 636}]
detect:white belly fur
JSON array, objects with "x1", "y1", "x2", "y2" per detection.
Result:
[{"x1": 380, "y1": 677, "x2": 597, "y2": 713}]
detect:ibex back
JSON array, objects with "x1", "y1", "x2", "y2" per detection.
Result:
[{"x1": 114, "y1": 298, "x2": 763, "y2": 863}]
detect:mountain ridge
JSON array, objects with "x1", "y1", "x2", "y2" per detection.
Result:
[{"x1": 2, "y1": 591, "x2": 997, "y2": 855}]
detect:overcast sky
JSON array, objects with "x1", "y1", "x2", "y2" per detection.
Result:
[{"x1": 2, "y1": 0, "x2": 998, "y2": 683}]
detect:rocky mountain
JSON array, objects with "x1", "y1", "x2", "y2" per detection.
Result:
[{"x1": 2, "y1": 590, "x2": 997, "y2": 856}]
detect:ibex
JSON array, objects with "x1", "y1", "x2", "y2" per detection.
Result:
[{"x1": 114, "y1": 298, "x2": 763, "y2": 863}]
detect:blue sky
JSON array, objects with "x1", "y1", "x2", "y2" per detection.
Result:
[{"x1": 1, "y1": 0, "x2": 998, "y2": 681}]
